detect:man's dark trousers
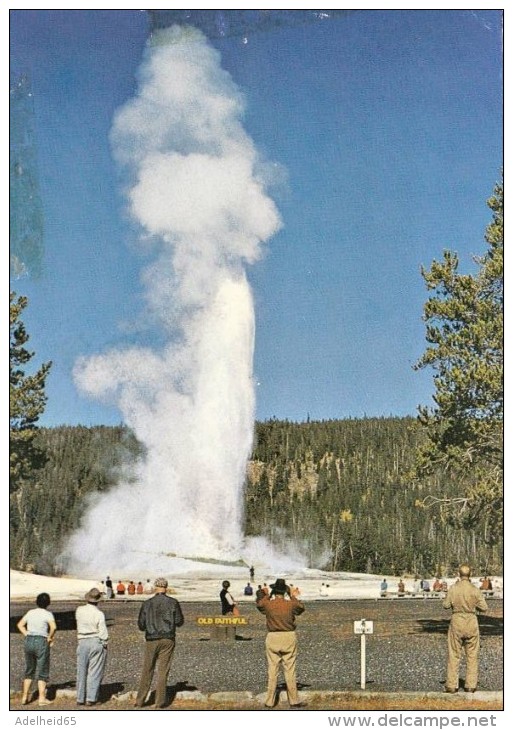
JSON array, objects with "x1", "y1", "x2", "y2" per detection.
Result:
[{"x1": 135, "y1": 637, "x2": 175, "y2": 707}]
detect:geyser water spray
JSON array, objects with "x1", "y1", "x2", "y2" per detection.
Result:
[{"x1": 64, "y1": 26, "x2": 282, "y2": 575}]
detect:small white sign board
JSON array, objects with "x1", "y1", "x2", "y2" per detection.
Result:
[{"x1": 354, "y1": 620, "x2": 374, "y2": 634}]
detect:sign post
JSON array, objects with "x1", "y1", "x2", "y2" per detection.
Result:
[{"x1": 353, "y1": 619, "x2": 374, "y2": 689}]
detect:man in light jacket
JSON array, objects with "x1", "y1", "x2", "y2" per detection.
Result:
[
  {"x1": 75, "y1": 587, "x2": 108, "y2": 706},
  {"x1": 443, "y1": 564, "x2": 488, "y2": 693}
]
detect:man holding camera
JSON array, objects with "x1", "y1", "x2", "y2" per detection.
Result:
[{"x1": 256, "y1": 578, "x2": 306, "y2": 709}]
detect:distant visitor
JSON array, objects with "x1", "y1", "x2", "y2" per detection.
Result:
[{"x1": 220, "y1": 580, "x2": 236, "y2": 615}]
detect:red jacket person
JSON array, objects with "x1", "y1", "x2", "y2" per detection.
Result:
[{"x1": 256, "y1": 578, "x2": 306, "y2": 709}]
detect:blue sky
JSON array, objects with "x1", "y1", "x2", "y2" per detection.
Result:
[{"x1": 9, "y1": 9, "x2": 503, "y2": 427}]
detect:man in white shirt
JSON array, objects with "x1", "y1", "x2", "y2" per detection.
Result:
[{"x1": 75, "y1": 588, "x2": 109, "y2": 706}]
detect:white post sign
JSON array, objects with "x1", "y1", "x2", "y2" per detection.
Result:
[{"x1": 354, "y1": 619, "x2": 374, "y2": 689}]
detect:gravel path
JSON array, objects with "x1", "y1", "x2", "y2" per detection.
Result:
[{"x1": 10, "y1": 599, "x2": 503, "y2": 698}]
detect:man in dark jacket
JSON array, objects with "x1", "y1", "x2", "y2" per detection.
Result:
[{"x1": 134, "y1": 577, "x2": 184, "y2": 708}]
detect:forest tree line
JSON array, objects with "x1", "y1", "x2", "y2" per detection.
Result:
[
  {"x1": 9, "y1": 418, "x2": 502, "y2": 576},
  {"x1": 10, "y1": 178, "x2": 503, "y2": 578}
]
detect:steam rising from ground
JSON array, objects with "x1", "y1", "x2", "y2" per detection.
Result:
[{"x1": 65, "y1": 27, "x2": 283, "y2": 575}]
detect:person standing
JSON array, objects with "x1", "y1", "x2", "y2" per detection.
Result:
[
  {"x1": 256, "y1": 578, "x2": 306, "y2": 709},
  {"x1": 433, "y1": 577, "x2": 444, "y2": 592},
  {"x1": 135, "y1": 577, "x2": 184, "y2": 708},
  {"x1": 219, "y1": 580, "x2": 236, "y2": 615},
  {"x1": 17, "y1": 592, "x2": 57, "y2": 706},
  {"x1": 105, "y1": 576, "x2": 114, "y2": 600},
  {"x1": 479, "y1": 576, "x2": 493, "y2": 592},
  {"x1": 75, "y1": 587, "x2": 109, "y2": 706},
  {"x1": 443, "y1": 564, "x2": 488, "y2": 693}
]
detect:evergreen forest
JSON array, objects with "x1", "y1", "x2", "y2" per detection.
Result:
[{"x1": 9, "y1": 418, "x2": 503, "y2": 577}]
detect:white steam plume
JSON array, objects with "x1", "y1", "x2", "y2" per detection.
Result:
[{"x1": 64, "y1": 26, "x2": 282, "y2": 575}]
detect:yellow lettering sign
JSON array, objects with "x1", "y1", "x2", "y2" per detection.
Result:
[{"x1": 196, "y1": 616, "x2": 248, "y2": 626}]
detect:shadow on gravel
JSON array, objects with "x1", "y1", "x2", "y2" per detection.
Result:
[
  {"x1": 44, "y1": 681, "x2": 125, "y2": 703},
  {"x1": 137, "y1": 682, "x2": 199, "y2": 708},
  {"x1": 100, "y1": 683, "x2": 131, "y2": 703},
  {"x1": 414, "y1": 616, "x2": 503, "y2": 636},
  {"x1": 276, "y1": 681, "x2": 313, "y2": 691},
  {"x1": 10, "y1": 611, "x2": 115, "y2": 632},
  {"x1": 198, "y1": 634, "x2": 253, "y2": 642},
  {"x1": 168, "y1": 681, "x2": 199, "y2": 703},
  {"x1": 48, "y1": 681, "x2": 76, "y2": 696}
]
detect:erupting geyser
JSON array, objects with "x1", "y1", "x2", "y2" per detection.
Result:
[{"x1": 64, "y1": 26, "x2": 282, "y2": 575}]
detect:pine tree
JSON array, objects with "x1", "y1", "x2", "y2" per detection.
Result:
[
  {"x1": 414, "y1": 177, "x2": 503, "y2": 539},
  {"x1": 10, "y1": 292, "x2": 52, "y2": 492}
]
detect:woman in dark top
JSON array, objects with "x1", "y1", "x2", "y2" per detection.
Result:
[{"x1": 219, "y1": 580, "x2": 235, "y2": 615}]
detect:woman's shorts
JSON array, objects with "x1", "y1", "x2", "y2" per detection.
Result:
[{"x1": 24, "y1": 635, "x2": 50, "y2": 681}]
